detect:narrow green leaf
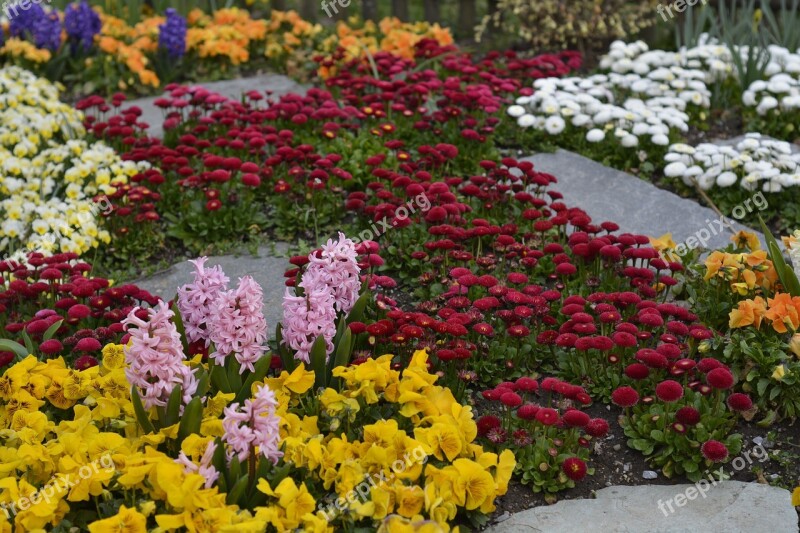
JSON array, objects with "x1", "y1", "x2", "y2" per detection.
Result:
[
  {"x1": 177, "y1": 397, "x2": 203, "y2": 442},
  {"x1": 345, "y1": 292, "x2": 370, "y2": 325},
  {"x1": 171, "y1": 302, "x2": 189, "y2": 354},
  {"x1": 130, "y1": 387, "x2": 156, "y2": 434},
  {"x1": 0, "y1": 339, "x2": 29, "y2": 359},
  {"x1": 43, "y1": 320, "x2": 64, "y2": 342},
  {"x1": 164, "y1": 384, "x2": 183, "y2": 427},
  {"x1": 759, "y1": 216, "x2": 800, "y2": 296},
  {"x1": 235, "y1": 356, "x2": 271, "y2": 405},
  {"x1": 310, "y1": 335, "x2": 329, "y2": 390},
  {"x1": 226, "y1": 475, "x2": 249, "y2": 506},
  {"x1": 20, "y1": 331, "x2": 35, "y2": 355}
]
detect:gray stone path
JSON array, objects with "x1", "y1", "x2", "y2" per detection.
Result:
[
  {"x1": 523, "y1": 150, "x2": 761, "y2": 252},
  {"x1": 489, "y1": 481, "x2": 797, "y2": 533},
  {"x1": 129, "y1": 73, "x2": 307, "y2": 138},
  {"x1": 134, "y1": 243, "x2": 290, "y2": 330}
]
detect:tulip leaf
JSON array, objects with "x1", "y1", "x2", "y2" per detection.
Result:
[
  {"x1": 759, "y1": 216, "x2": 800, "y2": 296},
  {"x1": 43, "y1": 320, "x2": 64, "y2": 342},
  {"x1": 0, "y1": 339, "x2": 29, "y2": 359},
  {"x1": 235, "y1": 356, "x2": 271, "y2": 404},
  {"x1": 130, "y1": 387, "x2": 155, "y2": 434},
  {"x1": 164, "y1": 384, "x2": 183, "y2": 427},
  {"x1": 310, "y1": 334, "x2": 329, "y2": 389},
  {"x1": 177, "y1": 396, "x2": 203, "y2": 443}
]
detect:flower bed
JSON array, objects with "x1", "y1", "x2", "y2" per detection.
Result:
[
  {"x1": 0, "y1": 3, "x2": 455, "y2": 95},
  {"x1": 505, "y1": 35, "x2": 800, "y2": 231}
]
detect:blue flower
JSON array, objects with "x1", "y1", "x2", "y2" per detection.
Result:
[
  {"x1": 8, "y1": 5, "x2": 61, "y2": 52},
  {"x1": 64, "y1": 0, "x2": 101, "y2": 53},
  {"x1": 158, "y1": 8, "x2": 187, "y2": 59}
]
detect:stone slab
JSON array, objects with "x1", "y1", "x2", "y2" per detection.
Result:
[
  {"x1": 522, "y1": 150, "x2": 763, "y2": 252},
  {"x1": 128, "y1": 73, "x2": 308, "y2": 138},
  {"x1": 134, "y1": 243, "x2": 290, "y2": 332},
  {"x1": 490, "y1": 481, "x2": 797, "y2": 533}
]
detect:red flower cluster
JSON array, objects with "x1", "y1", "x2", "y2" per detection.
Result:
[{"x1": 0, "y1": 253, "x2": 159, "y2": 367}]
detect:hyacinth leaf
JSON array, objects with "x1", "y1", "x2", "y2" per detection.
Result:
[
  {"x1": 195, "y1": 370, "x2": 210, "y2": 397},
  {"x1": 226, "y1": 475, "x2": 249, "y2": 506},
  {"x1": 275, "y1": 324, "x2": 298, "y2": 373},
  {"x1": 130, "y1": 387, "x2": 155, "y2": 434},
  {"x1": 759, "y1": 216, "x2": 800, "y2": 296},
  {"x1": 42, "y1": 320, "x2": 63, "y2": 342},
  {"x1": 235, "y1": 356, "x2": 271, "y2": 405},
  {"x1": 0, "y1": 339, "x2": 28, "y2": 359},
  {"x1": 178, "y1": 396, "x2": 203, "y2": 443},
  {"x1": 310, "y1": 335, "x2": 329, "y2": 389},
  {"x1": 227, "y1": 357, "x2": 243, "y2": 394},
  {"x1": 210, "y1": 363, "x2": 232, "y2": 394},
  {"x1": 164, "y1": 384, "x2": 183, "y2": 428},
  {"x1": 170, "y1": 302, "x2": 189, "y2": 353},
  {"x1": 346, "y1": 292, "x2": 370, "y2": 325},
  {"x1": 211, "y1": 438, "x2": 228, "y2": 491}
]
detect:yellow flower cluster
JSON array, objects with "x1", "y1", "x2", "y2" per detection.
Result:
[
  {"x1": 704, "y1": 232, "x2": 778, "y2": 295},
  {"x1": 0, "y1": 347, "x2": 513, "y2": 531},
  {"x1": 317, "y1": 17, "x2": 454, "y2": 79},
  {"x1": 188, "y1": 8, "x2": 269, "y2": 65},
  {"x1": 0, "y1": 39, "x2": 52, "y2": 64},
  {"x1": 0, "y1": 67, "x2": 149, "y2": 258},
  {"x1": 98, "y1": 13, "x2": 160, "y2": 88}
]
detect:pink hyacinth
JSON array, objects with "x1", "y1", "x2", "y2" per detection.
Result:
[
  {"x1": 176, "y1": 257, "x2": 229, "y2": 346},
  {"x1": 222, "y1": 383, "x2": 282, "y2": 463},
  {"x1": 306, "y1": 232, "x2": 362, "y2": 314},
  {"x1": 176, "y1": 440, "x2": 220, "y2": 489},
  {"x1": 208, "y1": 276, "x2": 268, "y2": 373},
  {"x1": 280, "y1": 269, "x2": 338, "y2": 364},
  {"x1": 122, "y1": 301, "x2": 198, "y2": 409}
]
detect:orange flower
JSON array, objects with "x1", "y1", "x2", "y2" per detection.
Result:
[
  {"x1": 729, "y1": 297, "x2": 767, "y2": 329},
  {"x1": 764, "y1": 293, "x2": 800, "y2": 333},
  {"x1": 732, "y1": 230, "x2": 761, "y2": 251}
]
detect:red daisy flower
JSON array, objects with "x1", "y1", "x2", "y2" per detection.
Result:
[
  {"x1": 655, "y1": 380, "x2": 684, "y2": 403},
  {"x1": 701, "y1": 440, "x2": 729, "y2": 462},
  {"x1": 562, "y1": 457, "x2": 588, "y2": 481},
  {"x1": 611, "y1": 386, "x2": 639, "y2": 408}
]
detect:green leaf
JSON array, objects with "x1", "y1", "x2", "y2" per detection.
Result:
[
  {"x1": 130, "y1": 387, "x2": 155, "y2": 434},
  {"x1": 164, "y1": 384, "x2": 183, "y2": 428},
  {"x1": 210, "y1": 364, "x2": 232, "y2": 394},
  {"x1": 234, "y1": 356, "x2": 272, "y2": 405},
  {"x1": 226, "y1": 475, "x2": 250, "y2": 506},
  {"x1": 20, "y1": 330, "x2": 35, "y2": 355},
  {"x1": 310, "y1": 335, "x2": 329, "y2": 390},
  {"x1": 43, "y1": 320, "x2": 64, "y2": 342},
  {"x1": 345, "y1": 292, "x2": 370, "y2": 325},
  {"x1": 759, "y1": 216, "x2": 800, "y2": 296},
  {"x1": 171, "y1": 302, "x2": 189, "y2": 354},
  {"x1": 178, "y1": 397, "x2": 203, "y2": 443},
  {"x1": 0, "y1": 339, "x2": 29, "y2": 359},
  {"x1": 276, "y1": 324, "x2": 298, "y2": 373}
]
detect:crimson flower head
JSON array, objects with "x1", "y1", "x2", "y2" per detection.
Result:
[
  {"x1": 476, "y1": 415, "x2": 501, "y2": 437},
  {"x1": 655, "y1": 380, "x2": 684, "y2": 403},
  {"x1": 726, "y1": 393, "x2": 753, "y2": 412},
  {"x1": 563, "y1": 409, "x2": 590, "y2": 428},
  {"x1": 535, "y1": 407, "x2": 559, "y2": 426},
  {"x1": 562, "y1": 457, "x2": 588, "y2": 481},
  {"x1": 701, "y1": 440, "x2": 729, "y2": 462},
  {"x1": 515, "y1": 376, "x2": 538, "y2": 392},
  {"x1": 500, "y1": 392, "x2": 523, "y2": 408},
  {"x1": 75, "y1": 355, "x2": 99, "y2": 370},
  {"x1": 611, "y1": 386, "x2": 639, "y2": 408},
  {"x1": 586, "y1": 418, "x2": 609, "y2": 438},
  {"x1": 517, "y1": 403, "x2": 539, "y2": 420},
  {"x1": 675, "y1": 406, "x2": 701, "y2": 425},
  {"x1": 707, "y1": 367, "x2": 734, "y2": 390}
]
